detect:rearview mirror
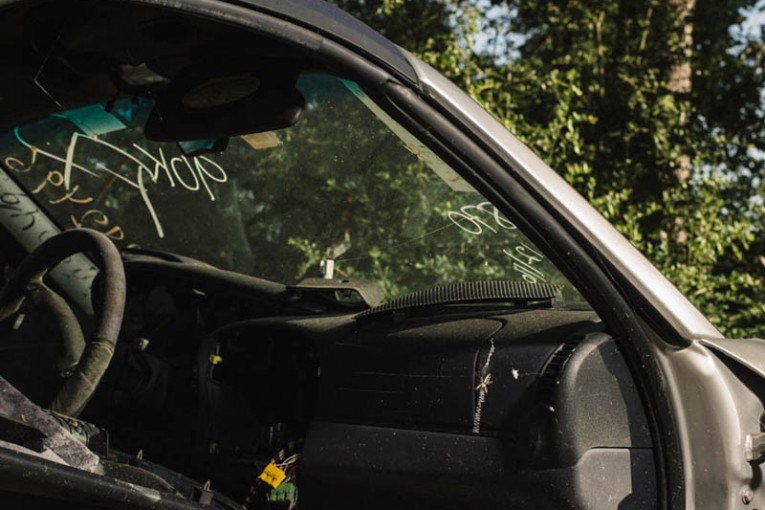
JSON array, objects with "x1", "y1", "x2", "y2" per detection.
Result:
[{"x1": 144, "y1": 62, "x2": 304, "y2": 142}]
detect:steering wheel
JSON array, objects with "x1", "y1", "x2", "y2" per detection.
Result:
[{"x1": 0, "y1": 229, "x2": 125, "y2": 417}]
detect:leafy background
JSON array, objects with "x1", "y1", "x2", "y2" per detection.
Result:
[{"x1": 331, "y1": 0, "x2": 765, "y2": 338}]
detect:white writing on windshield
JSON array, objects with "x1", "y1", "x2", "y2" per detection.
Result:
[{"x1": 8, "y1": 129, "x2": 228, "y2": 239}]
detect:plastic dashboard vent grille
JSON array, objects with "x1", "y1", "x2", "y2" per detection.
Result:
[
  {"x1": 536, "y1": 339, "x2": 581, "y2": 406},
  {"x1": 356, "y1": 281, "x2": 562, "y2": 319}
]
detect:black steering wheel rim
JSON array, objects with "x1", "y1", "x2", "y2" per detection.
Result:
[{"x1": 0, "y1": 228, "x2": 125, "y2": 417}]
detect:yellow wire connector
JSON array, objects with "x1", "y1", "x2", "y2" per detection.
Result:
[
  {"x1": 258, "y1": 462, "x2": 287, "y2": 489},
  {"x1": 208, "y1": 354, "x2": 223, "y2": 365}
]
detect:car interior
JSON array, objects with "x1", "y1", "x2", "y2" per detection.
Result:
[{"x1": 0, "y1": 1, "x2": 657, "y2": 509}]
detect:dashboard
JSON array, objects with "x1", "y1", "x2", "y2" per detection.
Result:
[{"x1": 1, "y1": 252, "x2": 657, "y2": 509}]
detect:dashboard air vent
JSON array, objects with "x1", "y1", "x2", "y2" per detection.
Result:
[{"x1": 536, "y1": 339, "x2": 580, "y2": 405}]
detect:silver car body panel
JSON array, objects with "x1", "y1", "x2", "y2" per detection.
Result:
[{"x1": 700, "y1": 337, "x2": 765, "y2": 378}]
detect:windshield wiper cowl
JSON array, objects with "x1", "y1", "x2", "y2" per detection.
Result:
[{"x1": 356, "y1": 281, "x2": 562, "y2": 320}]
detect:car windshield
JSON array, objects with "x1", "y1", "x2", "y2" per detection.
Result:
[{"x1": 0, "y1": 73, "x2": 581, "y2": 302}]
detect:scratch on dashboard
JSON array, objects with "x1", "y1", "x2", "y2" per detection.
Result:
[{"x1": 472, "y1": 338, "x2": 496, "y2": 434}]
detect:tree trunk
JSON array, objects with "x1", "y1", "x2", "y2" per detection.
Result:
[{"x1": 667, "y1": 0, "x2": 695, "y2": 245}]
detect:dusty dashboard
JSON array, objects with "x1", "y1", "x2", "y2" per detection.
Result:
[
  {"x1": 85, "y1": 256, "x2": 656, "y2": 510},
  {"x1": 302, "y1": 309, "x2": 655, "y2": 510}
]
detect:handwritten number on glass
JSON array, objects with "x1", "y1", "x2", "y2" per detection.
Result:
[
  {"x1": 3, "y1": 149, "x2": 37, "y2": 174},
  {"x1": 502, "y1": 243, "x2": 546, "y2": 284},
  {"x1": 10, "y1": 129, "x2": 229, "y2": 240},
  {"x1": 71, "y1": 210, "x2": 125, "y2": 241},
  {"x1": 448, "y1": 202, "x2": 517, "y2": 235},
  {"x1": 0, "y1": 193, "x2": 39, "y2": 231},
  {"x1": 448, "y1": 202, "x2": 548, "y2": 284}
]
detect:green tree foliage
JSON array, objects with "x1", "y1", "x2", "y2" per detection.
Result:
[{"x1": 333, "y1": 0, "x2": 765, "y2": 338}]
